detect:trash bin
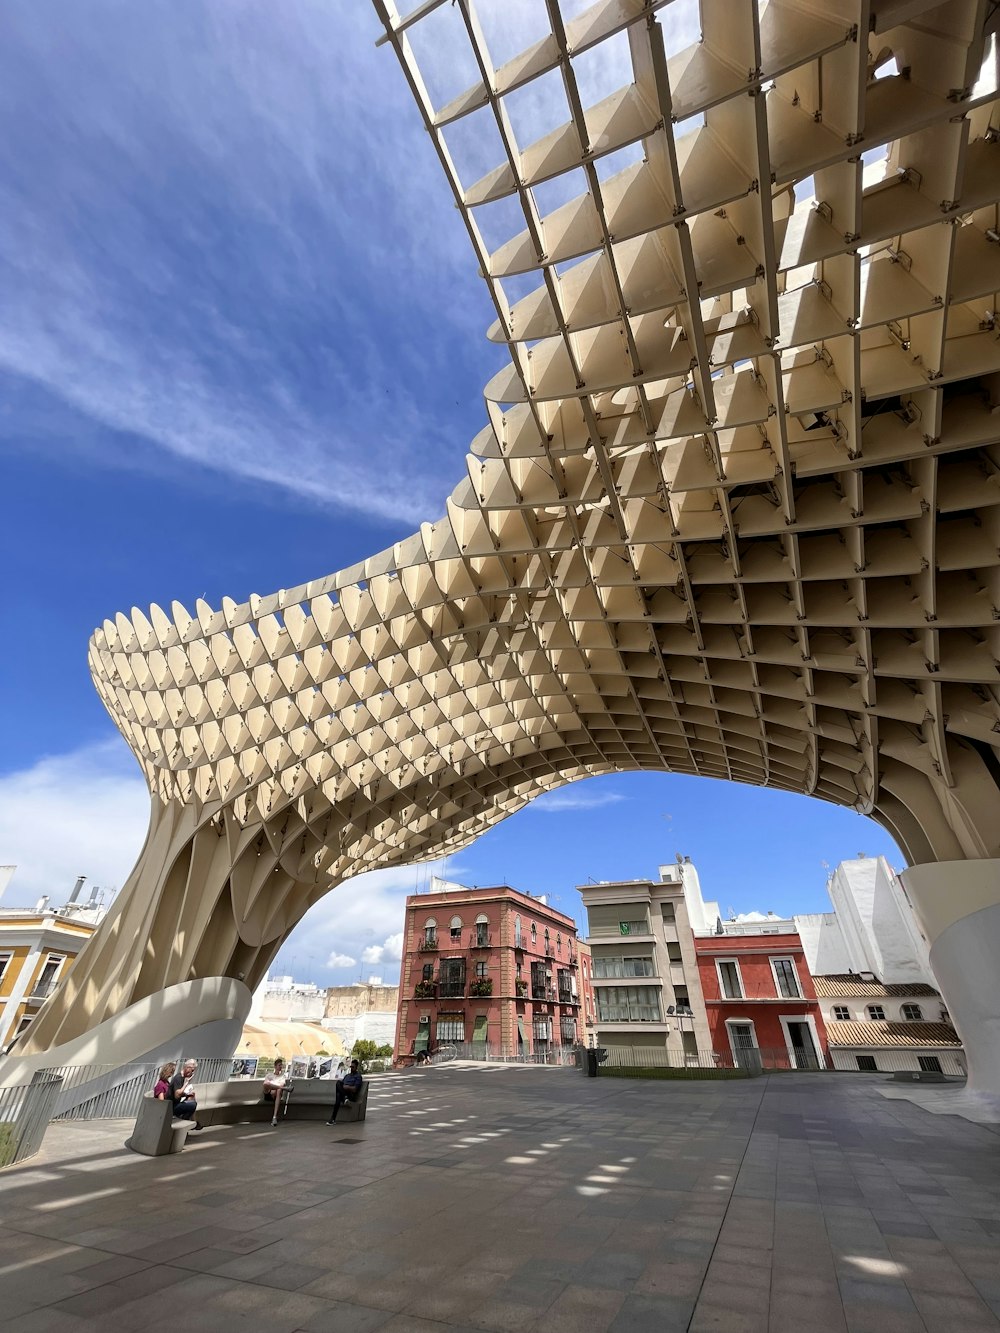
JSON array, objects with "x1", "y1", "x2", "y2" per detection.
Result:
[{"x1": 585, "y1": 1048, "x2": 609, "y2": 1077}]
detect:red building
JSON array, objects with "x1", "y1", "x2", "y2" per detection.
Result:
[
  {"x1": 395, "y1": 886, "x2": 594, "y2": 1060},
  {"x1": 694, "y1": 927, "x2": 830, "y2": 1070}
]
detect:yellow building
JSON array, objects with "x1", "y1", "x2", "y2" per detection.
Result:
[{"x1": 0, "y1": 873, "x2": 107, "y2": 1051}]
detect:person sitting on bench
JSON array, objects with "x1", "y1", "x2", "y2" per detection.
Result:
[
  {"x1": 326, "y1": 1059, "x2": 362, "y2": 1124},
  {"x1": 262, "y1": 1059, "x2": 287, "y2": 1103}
]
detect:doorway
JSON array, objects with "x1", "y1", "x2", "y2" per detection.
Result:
[
  {"x1": 727, "y1": 1021, "x2": 759, "y2": 1070},
  {"x1": 783, "y1": 1019, "x2": 821, "y2": 1070}
]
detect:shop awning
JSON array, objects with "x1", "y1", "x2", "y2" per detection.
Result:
[
  {"x1": 472, "y1": 1015, "x2": 488, "y2": 1043},
  {"x1": 517, "y1": 1017, "x2": 526, "y2": 1045}
]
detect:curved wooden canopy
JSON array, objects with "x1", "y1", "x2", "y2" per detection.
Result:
[{"x1": 22, "y1": 0, "x2": 1000, "y2": 1053}]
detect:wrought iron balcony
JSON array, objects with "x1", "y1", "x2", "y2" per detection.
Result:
[
  {"x1": 414, "y1": 981, "x2": 436, "y2": 999},
  {"x1": 418, "y1": 937, "x2": 439, "y2": 951},
  {"x1": 531, "y1": 986, "x2": 556, "y2": 1002},
  {"x1": 469, "y1": 930, "x2": 492, "y2": 948},
  {"x1": 469, "y1": 978, "x2": 493, "y2": 997},
  {"x1": 438, "y1": 982, "x2": 465, "y2": 999}
]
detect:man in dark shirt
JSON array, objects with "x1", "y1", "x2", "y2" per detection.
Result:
[
  {"x1": 326, "y1": 1059, "x2": 363, "y2": 1124},
  {"x1": 170, "y1": 1058, "x2": 203, "y2": 1130}
]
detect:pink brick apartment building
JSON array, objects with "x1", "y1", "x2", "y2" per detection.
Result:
[{"x1": 395, "y1": 886, "x2": 594, "y2": 1060}]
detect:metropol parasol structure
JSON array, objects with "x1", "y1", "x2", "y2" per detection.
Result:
[{"x1": 13, "y1": 0, "x2": 1000, "y2": 1090}]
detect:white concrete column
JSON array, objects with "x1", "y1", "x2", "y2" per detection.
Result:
[{"x1": 899, "y1": 860, "x2": 1000, "y2": 1092}]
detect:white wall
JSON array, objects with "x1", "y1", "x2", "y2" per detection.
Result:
[
  {"x1": 322, "y1": 1010, "x2": 397, "y2": 1050},
  {"x1": 819, "y1": 857, "x2": 936, "y2": 986},
  {"x1": 820, "y1": 997, "x2": 944, "y2": 1025},
  {"x1": 829, "y1": 1047, "x2": 965, "y2": 1074},
  {"x1": 795, "y1": 912, "x2": 852, "y2": 976}
]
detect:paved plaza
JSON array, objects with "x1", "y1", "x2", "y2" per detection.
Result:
[{"x1": 1, "y1": 1066, "x2": 999, "y2": 1333}]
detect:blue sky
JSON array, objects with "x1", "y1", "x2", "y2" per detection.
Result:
[{"x1": 0, "y1": 2, "x2": 901, "y2": 986}]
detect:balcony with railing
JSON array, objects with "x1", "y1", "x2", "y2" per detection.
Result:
[
  {"x1": 438, "y1": 980, "x2": 465, "y2": 999},
  {"x1": 418, "y1": 936, "x2": 439, "y2": 951},
  {"x1": 557, "y1": 986, "x2": 576, "y2": 1006},
  {"x1": 531, "y1": 986, "x2": 557, "y2": 1002},
  {"x1": 469, "y1": 930, "x2": 492, "y2": 949},
  {"x1": 26, "y1": 978, "x2": 61, "y2": 1003},
  {"x1": 515, "y1": 980, "x2": 528, "y2": 998},
  {"x1": 469, "y1": 978, "x2": 493, "y2": 998},
  {"x1": 414, "y1": 981, "x2": 436, "y2": 999}
]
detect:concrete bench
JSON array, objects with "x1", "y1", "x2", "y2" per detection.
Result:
[
  {"x1": 125, "y1": 1078, "x2": 370, "y2": 1151},
  {"x1": 125, "y1": 1093, "x2": 192, "y2": 1156},
  {"x1": 194, "y1": 1077, "x2": 369, "y2": 1127}
]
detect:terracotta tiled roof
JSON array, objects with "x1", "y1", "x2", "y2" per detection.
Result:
[
  {"x1": 812, "y1": 975, "x2": 938, "y2": 998},
  {"x1": 825, "y1": 1021, "x2": 962, "y2": 1049}
]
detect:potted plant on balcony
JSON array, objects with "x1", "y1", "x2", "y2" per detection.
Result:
[
  {"x1": 469, "y1": 977, "x2": 493, "y2": 997},
  {"x1": 515, "y1": 979, "x2": 528, "y2": 998},
  {"x1": 414, "y1": 980, "x2": 436, "y2": 999}
]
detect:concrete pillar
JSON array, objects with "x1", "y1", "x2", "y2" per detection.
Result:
[{"x1": 899, "y1": 860, "x2": 1000, "y2": 1093}]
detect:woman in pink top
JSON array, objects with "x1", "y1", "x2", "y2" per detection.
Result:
[{"x1": 153, "y1": 1061, "x2": 176, "y2": 1101}]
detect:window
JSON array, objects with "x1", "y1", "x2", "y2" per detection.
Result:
[
  {"x1": 533, "y1": 1017, "x2": 552, "y2": 1042},
  {"x1": 423, "y1": 918, "x2": 437, "y2": 946},
  {"x1": 556, "y1": 933, "x2": 562, "y2": 956},
  {"x1": 918, "y1": 1055, "x2": 943, "y2": 1074},
  {"x1": 450, "y1": 916, "x2": 463, "y2": 941},
  {"x1": 771, "y1": 958, "x2": 801, "y2": 999},
  {"x1": 596, "y1": 987, "x2": 663, "y2": 1023},
  {"x1": 531, "y1": 923, "x2": 537, "y2": 945},
  {"x1": 514, "y1": 915, "x2": 522, "y2": 948},
  {"x1": 940, "y1": 1007, "x2": 950, "y2": 1023},
  {"x1": 832, "y1": 1006, "x2": 850, "y2": 1021},
  {"x1": 475, "y1": 913, "x2": 489, "y2": 946},
  {"x1": 901, "y1": 1003, "x2": 923, "y2": 1021},
  {"x1": 421, "y1": 963, "x2": 434, "y2": 982},
  {"x1": 436, "y1": 1015, "x2": 464, "y2": 1042},
  {"x1": 867, "y1": 1004, "x2": 886, "y2": 1021},
  {"x1": 560, "y1": 1016, "x2": 577, "y2": 1043},
  {"x1": 0, "y1": 952, "x2": 10, "y2": 983},
  {"x1": 661, "y1": 903, "x2": 676, "y2": 921},
  {"x1": 475, "y1": 961, "x2": 487, "y2": 979},
  {"x1": 856, "y1": 1055, "x2": 878, "y2": 1072},
  {"x1": 33, "y1": 957, "x2": 63, "y2": 997},
  {"x1": 439, "y1": 958, "x2": 466, "y2": 998},
  {"x1": 530, "y1": 961, "x2": 549, "y2": 999},
  {"x1": 593, "y1": 955, "x2": 655, "y2": 978},
  {"x1": 717, "y1": 960, "x2": 743, "y2": 1000},
  {"x1": 618, "y1": 919, "x2": 648, "y2": 936}
]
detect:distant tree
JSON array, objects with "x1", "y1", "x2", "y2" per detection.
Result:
[
  {"x1": 351, "y1": 1039, "x2": 379, "y2": 1071},
  {"x1": 376, "y1": 1043, "x2": 394, "y2": 1059}
]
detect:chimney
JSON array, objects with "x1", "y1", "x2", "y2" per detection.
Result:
[{"x1": 68, "y1": 875, "x2": 87, "y2": 904}]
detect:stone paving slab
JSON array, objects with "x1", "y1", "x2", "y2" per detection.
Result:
[{"x1": 1, "y1": 1067, "x2": 999, "y2": 1331}]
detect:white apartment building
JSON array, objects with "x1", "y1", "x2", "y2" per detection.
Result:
[
  {"x1": 797, "y1": 856, "x2": 963, "y2": 1076},
  {"x1": 578, "y1": 858, "x2": 712, "y2": 1055}
]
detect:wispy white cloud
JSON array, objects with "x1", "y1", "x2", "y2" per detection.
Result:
[
  {"x1": 326, "y1": 952, "x2": 357, "y2": 969},
  {"x1": 0, "y1": 4, "x2": 493, "y2": 526},
  {"x1": 0, "y1": 741, "x2": 148, "y2": 908},
  {"x1": 531, "y1": 789, "x2": 626, "y2": 814}
]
